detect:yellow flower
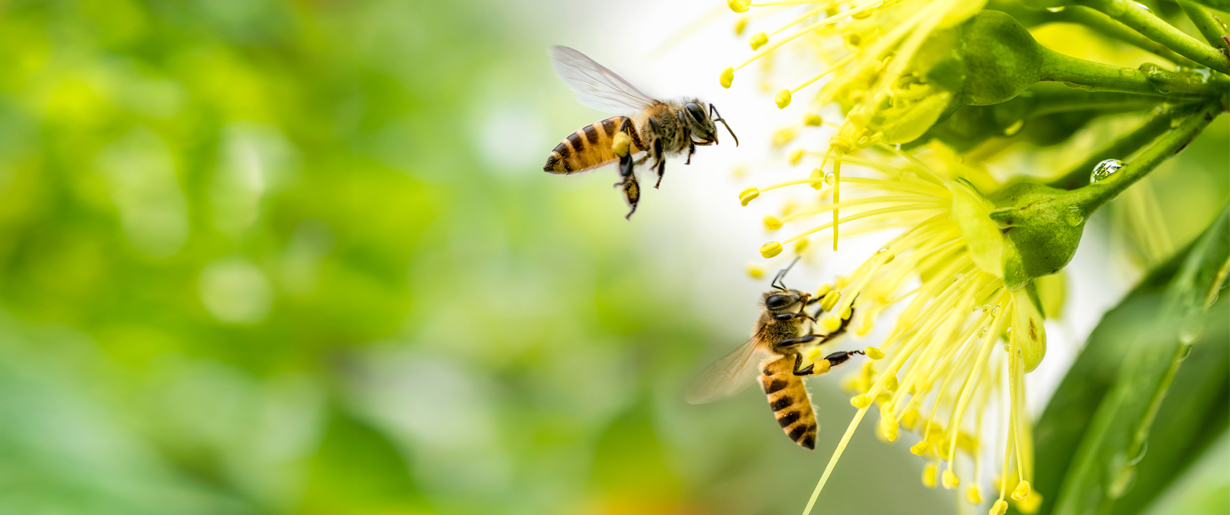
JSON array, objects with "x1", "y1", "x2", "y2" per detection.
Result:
[
  {"x1": 747, "y1": 149, "x2": 1045, "y2": 515},
  {"x1": 724, "y1": 0, "x2": 984, "y2": 249}
]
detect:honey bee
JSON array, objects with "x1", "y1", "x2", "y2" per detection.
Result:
[
  {"x1": 544, "y1": 46, "x2": 738, "y2": 219},
  {"x1": 686, "y1": 260, "x2": 862, "y2": 450}
]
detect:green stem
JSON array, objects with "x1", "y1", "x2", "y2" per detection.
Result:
[
  {"x1": 1178, "y1": 0, "x2": 1230, "y2": 54},
  {"x1": 1071, "y1": 102, "x2": 1223, "y2": 215},
  {"x1": 1040, "y1": 48, "x2": 1229, "y2": 96},
  {"x1": 1024, "y1": 83, "x2": 1170, "y2": 116},
  {"x1": 1047, "y1": 6, "x2": 1203, "y2": 68},
  {"x1": 1049, "y1": 105, "x2": 1197, "y2": 189},
  {"x1": 1183, "y1": 0, "x2": 1230, "y2": 12},
  {"x1": 1078, "y1": 0, "x2": 1230, "y2": 74}
]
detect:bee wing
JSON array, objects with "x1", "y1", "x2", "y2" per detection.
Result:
[
  {"x1": 685, "y1": 337, "x2": 768, "y2": 405},
  {"x1": 548, "y1": 46, "x2": 657, "y2": 113}
]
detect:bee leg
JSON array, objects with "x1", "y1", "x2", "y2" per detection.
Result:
[
  {"x1": 821, "y1": 350, "x2": 865, "y2": 368},
  {"x1": 773, "y1": 333, "x2": 821, "y2": 353},
  {"x1": 620, "y1": 173, "x2": 640, "y2": 220},
  {"x1": 685, "y1": 141, "x2": 696, "y2": 165},
  {"x1": 651, "y1": 126, "x2": 666, "y2": 189}
]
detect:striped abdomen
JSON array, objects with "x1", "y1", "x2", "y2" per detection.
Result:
[
  {"x1": 761, "y1": 356, "x2": 818, "y2": 450},
  {"x1": 544, "y1": 116, "x2": 642, "y2": 174}
]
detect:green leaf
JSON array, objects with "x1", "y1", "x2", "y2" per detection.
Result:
[{"x1": 1030, "y1": 204, "x2": 1229, "y2": 515}]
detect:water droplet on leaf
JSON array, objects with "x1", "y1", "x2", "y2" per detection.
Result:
[{"x1": 1065, "y1": 205, "x2": 1085, "y2": 227}]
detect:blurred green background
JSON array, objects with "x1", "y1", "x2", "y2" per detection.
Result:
[
  {"x1": 0, "y1": 1, "x2": 1225, "y2": 515},
  {"x1": 0, "y1": 1, "x2": 951, "y2": 514}
]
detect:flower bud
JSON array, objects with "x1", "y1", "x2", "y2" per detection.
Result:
[
  {"x1": 989, "y1": 182, "x2": 1087, "y2": 289},
  {"x1": 958, "y1": 11, "x2": 1043, "y2": 106}
]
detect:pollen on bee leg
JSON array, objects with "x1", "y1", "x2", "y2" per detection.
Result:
[
  {"x1": 746, "y1": 262, "x2": 766, "y2": 279},
  {"x1": 612, "y1": 132, "x2": 631, "y2": 157}
]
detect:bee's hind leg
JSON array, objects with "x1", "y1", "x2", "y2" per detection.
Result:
[
  {"x1": 652, "y1": 137, "x2": 666, "y2": 189},
  {"x1": 615, "y1": 154, "x2": 640, "y2": 219},
  {"x1": 791, "y1": 349, "x2": 865, "y2": 376}
]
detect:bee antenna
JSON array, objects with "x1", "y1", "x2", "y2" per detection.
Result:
[
  {"x1": 709, "y1": 104, "x2": 738, "y2": 147},
  {"x1": 771, "y1": 256, "x2": 802, "y2": 290}
]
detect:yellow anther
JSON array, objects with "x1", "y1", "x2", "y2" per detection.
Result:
[
  {"x1": 760, "y1": 241, "x2": 783, "y2": 258},
  {"x1": 910, "y1": 440, "x2": 929, "y2": 455},
  {"x1": 746, "y1": 262, "x2": 766, "y2": 279},
  {"x1": 728, "y1": 0, "x2": 750, "y2": 13},
  {"x1": 793, "y1": 238, "x2": 809, "y2": 253},
  {"x1": 772, "y1": 128, "x2": 796, "y2": 147},
  {"x1": 850, "y1": 394, "x2": 871, "y2": 409},
  {"x1": 957, "y1": 432, "x2": 979, "y2": 453},
  {"x1": 1016, "y1": 492, "x2": 1043, "y2": 514},
  {"x1": 720, "y1": 67, "x2": 735, "y2": 89},
  {"x1": 803, "y1": 113, "x2": 824, "y2": 126},
  {"x1": 734, "y1": 17, "x2": 748, "y2": 35},
  {"x1": 814, "y1": 283, "x2": 832, "y2": 298},
  {"x1": 1012, "y1": 481, "x2": 1031, "y2": 501},
  {"x1": 820, "y1": 290, "x2": 840, "y2": 312},
  {"x1": 879, "y1": 415, "x2": 899, "y2": 441},
  {"x1": 966, "y1": 487, "x2": 982, "y2": 505},
  {"x1": 829, "y1": 136, "x2": 854, "y2": 153},
  {"x1": 763, "y1": 215, "x2": 782, "y2": 230},
  {"x1": 789, "y1": 149, "x2": 805, "y2": 165},
  {"x1": 936, "y1": 439, "x2": 952, "y2": 457},
  {"x1": 922, "y1": 463, "x2": 938, "y2": 488},
  {"x1": 822, "y1": 316, "x2": 843, "y2": 332},
  {"x1": 775, "y1": 88, "x2": 791, "y2": 109},
  {"x1": 990, "y1": 500, "x2": 1008, "y2": 515},
  {"x1": 865, "y1": 346, "x2": 885, "y2": 360},
  {"x1": 731, "y1": 166, "x2": 746, "y2": 179},
  {"x1": 942, "y1": 469, "x2": 960, "y2": 489},
  {"x1": 612, "y1": 132, "x2": 632, "y2": 157},
  {"x1": 852, "y1": 6, "x2": 875, "y2": 19},
  {"x1": 749, "y1": 31, "x2": 768, "y2": 50},
  {"x1": 848, "y1": 108, "x2": 871, "y2": 129},
  {"x1": 874, "y1": 391, "x2": 891, "y2": 404},
  {"x1": 842, "y1": 30, "x2": 862, "y2": 48},
  {"x1": 833, "y1": 275, "x2": 848, "y2": 289},
  {"x1": 840, "y1": 305, "x2": 852, "y2": 320},
  {"x1": 854, "y1": 315, "x2": 873, "y2": 336},
  {"x1": 885, "y1": 375, "x2": 899, "y2": 391},
  {"x1": 739, "y1": 187, "x2": 759, "y2": 205},
  {"x1": 901, "y1": 409, "x2": 919, "y2": 430}
]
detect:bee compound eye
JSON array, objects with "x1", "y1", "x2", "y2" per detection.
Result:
[
  {"x1": 685, "y1": 102, "x2": 705, "y2": 122},
  {"x1": 765, "y1": 294, "x2": 792, "y2": 309}
]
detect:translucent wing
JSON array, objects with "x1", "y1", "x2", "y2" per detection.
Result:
[
  {"x1": 685, "y1": 337, "x2": 768, "y2": 405},
  {"x1": 549, "y1": 46, "x2": 656, "y2": 113}
]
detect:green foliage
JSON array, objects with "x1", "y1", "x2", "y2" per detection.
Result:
[{"x1": 1029, "y1": 207, "x2": 1230, "y2": 515}]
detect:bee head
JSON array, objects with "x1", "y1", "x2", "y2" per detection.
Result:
[
  {"x1": 683, "y1": 101, "x2": 739, "y2": 147},
  {"x1": 763, "y1": 257, "x2": 809, "y2": 313},
  {"x1": 763, "y1": 289, "x2": 808, "y2": 313}
]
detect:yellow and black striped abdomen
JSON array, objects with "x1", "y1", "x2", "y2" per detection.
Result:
[
  {"x1": 760, "y1": 356, "x2": 818, "y2": 450},
  {"x1": 544, "y1": 116, "x2": 640, "y2": 174}
]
